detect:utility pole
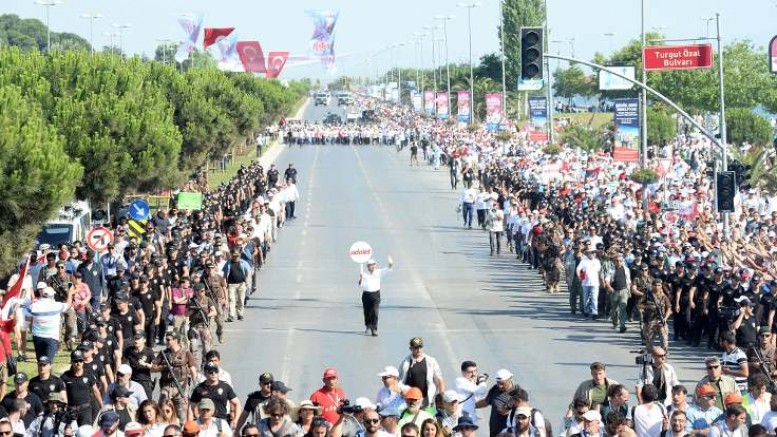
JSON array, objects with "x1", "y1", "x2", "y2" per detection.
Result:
[
  {"x1": 499, "y1": 0, "x2": 508, "y2": 114},
  {"x1": 35, "y1": 0, "x2": 63, "y2": 53},
  {"x1": 80, "y1": 13, "x2": 103, "y2": 55},
  {"x1": 640, "y1": 0, "x2": 649, "y2": 215},
  {"x1": 458, "y1": 2, "x2": 482, "y2": 124},
  {"x1": 716, "y1": 13, "x2": 729, "y2": 235}
]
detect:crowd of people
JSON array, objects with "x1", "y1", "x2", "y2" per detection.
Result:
[{"x1": 0, "y1": 91, "x2": 776, "y2": 437}]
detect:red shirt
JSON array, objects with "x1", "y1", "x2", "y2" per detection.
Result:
[{"x1": 310, "y1": 387, "x2": 346, "y2": 424}]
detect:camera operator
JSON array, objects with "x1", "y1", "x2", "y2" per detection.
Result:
[
  {"x1": 27, "y1": 393, "x2": 78, "y2": 437},
  {"x1": 636, "y1": 347, "x2": 680, "y2": 406},
  {"x1": 333, "y1": 398, "x2": 372, "y2": 437}
]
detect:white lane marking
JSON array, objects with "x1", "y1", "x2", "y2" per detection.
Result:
[{"x1": 350, "y1": 145, "x2": 460, "y2": 369}]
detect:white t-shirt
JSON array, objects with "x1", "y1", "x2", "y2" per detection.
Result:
[
  {"x1": 25, "y1": 298, "x2": 69, "y2": 339},
  {"x1": 760, "y1": 411, "x2": 777, "y2": 430},
  {"x1": 633, "y1": 403, "x2": 666, "y2": 437},
  {"x1": 576, "y1": 257, "x2": 602, "y2": 287},
  {"x1": 361, "y1": 268, "x2": 391, "y2": 292}
]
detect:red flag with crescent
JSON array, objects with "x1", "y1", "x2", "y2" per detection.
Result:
[
  {"x1": 203, "y1": 27, "x2": 235, "y2": 48},
  {"x1": 237, "y1": 41, "x2": 267, "y2": 73},
  {"x1": 266, "y1": 52, "x2": 290, "y2": 78}
]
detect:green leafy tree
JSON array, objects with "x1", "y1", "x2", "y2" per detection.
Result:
[
  {"x1": 0, "y1": 14, "x2": 90, "y2": 52},
  {"x1": 500, "y1": 0, "x2": 545, "y2": 89},
  {"x1": 646, "y1": 107, "x2": 677, "y2": 145},
  {"x1": 560, "y1": 123, "x2": 603, "y2": 153},
  {"x1": 474, "y1": 53, "x2": 503, "y2": 83},
  {"x1": 0, "y1": 84, "x2": 83, "y2": 273},
  {"x1": 726, "y1": 108, "x2": 774, "y2": 147},
  {"x1": 552, "y1": 65, "x2": 595, "y2": 104}
]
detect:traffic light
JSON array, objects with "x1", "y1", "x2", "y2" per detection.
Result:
[
  {"x1": 716, "y1": 171, "x2": 736, "y2": 212},
  {"x1": 520, "y1": 27, "x2": 544, "y2": 81}
]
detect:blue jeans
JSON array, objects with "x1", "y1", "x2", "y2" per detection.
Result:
[
  {"x1": 583, "y1": 286, "x2": 600, "y2": 316},
  {"x1": 462, "y1": 203, "x2": 473, "y2": 227},
  {"x1": 33, "y1": 336, "x2": 59, "y2": 361}
]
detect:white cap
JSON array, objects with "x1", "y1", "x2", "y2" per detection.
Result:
[
  {"x1": 354, "y1": 397, "x2": 376, "y2": 410},
  {"x1": 77, "y1": 426, "x2": 96, "y2": 437},
  {"x1": 582, "y1": 410, "x2": 602, "y2": 422},
  {"x1": 366, "y1": 259, "x2": 377, "y2": 265},
  {"x1": 117, "y1": 364, "x2": 132, "y2": 375},
  {"x1": 36, "y1": 282, "x2": 48, "y2": 290},
  {"x1": 377, "y1": 366, "x2": 399, "y2": 378},
  {"x1": 39, "y1": 244, "x2": 51, "y2": 251},
  {"x1": 494, "y1": 369, "x2": 513, "y2": 381},
  {"x1": 41, "y1": 287, "x2": 56, "y2": 298},
  {"x1": 442, "y1": 390, "x2": 462, "y2": 403}
]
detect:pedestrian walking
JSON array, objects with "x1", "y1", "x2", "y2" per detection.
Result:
[{"x1": 358, "y1": 257, "x2": 394, "y2": 337}]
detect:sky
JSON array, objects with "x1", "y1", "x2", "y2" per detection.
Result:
[{"x1": 4, "y1": 0, "x2": 777, "y2": 82}]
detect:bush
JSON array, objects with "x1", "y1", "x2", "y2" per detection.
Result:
[{"x1": 629, "y1": 168, "x2": 659, "y2": 185}]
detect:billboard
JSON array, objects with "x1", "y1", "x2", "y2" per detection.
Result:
[
  {"x1": 770, "y1": 36, "x2": 777, "y2": 74},
  {"x1": 424, "y1": 91, "x2": 435, "y2": 114},
  {"x1": 528, "y1": 96, "x2": 548, "y2": 132},
  {"x1": 599, "y1": 66, "x2": 636, "y2": 91},
  {"x1": 485, "y1": 92, "x2": 503, "y2": 132},
  {"x1": 411, "y1": 92, "x2": 423, "y2": 113},
  {"x1": 456, "y1": 90, "x2": 471, "y2": 123},
  {"x1": 613, "y1": 98, "x2": 640, "y2": 162}
]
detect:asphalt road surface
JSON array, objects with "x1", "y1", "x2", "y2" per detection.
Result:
[{"x1": 220, "y1": 102, "x2": 707, "y2": 425}]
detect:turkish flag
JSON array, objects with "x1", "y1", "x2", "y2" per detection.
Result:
[
  {"x1": 265, "y1": 51, "x2": 289, "y2": 78},
  {"x1": 237, "y1": 41, "x2": 266, "y2": 73},
  {"x1": 203, "y1": 27, "x2": 235, "y2": 48}
]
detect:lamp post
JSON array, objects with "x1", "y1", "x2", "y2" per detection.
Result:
[
  {"x1": 603, "y1": 32, "x2": 615, "y2": 53},
  {"x1": 701, "y1": 17, "x2": 715, "y2": 38},
  {"x1": 434, "y1": 14, "x2": 455, "y2": 117},
  {"x1": 498, "y1": 0, "x2": 507, "y2": 115},
  {"x1": 80, "y1": 13, "x2": 103, "y2": 55},
  {"x1": 35, "y1": 0, "x2": 63, "y2": 53},
  {"x1": 112, "y1": 23, "x2": 131, "y2": 54},
  {"x1": 156, "y1": 38, "x2": 173, "y2": 64},
  {"x1": 104, "y1": 31, "x2": 119, "y2": 55},
  {"x1": 423, "y1": 25, "x2": 439, "y2": 108},
  {"x1": 458, "y1": 1, "x2": 482, "y2": 124}
]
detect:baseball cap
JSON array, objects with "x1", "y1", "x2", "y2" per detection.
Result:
[
  {"x1": 198, "y1": 398, "x2": 215, "y2": 411},
  {"x1": 36, "y1": 282, "x2": 48, "y2": 290},
  {"x1": 41, "y1": 287, "x2": 56, "y2": 298},
  {"x1": 99, "y1": 411, "x2": 120, "y2": 428},
  {"x1": 183, "y1": 420, "x2": 200, "y2": 435},
  {"x1": 259, "y1": 372, "x2": 274, "y2": 384},
  {"x1": 38, "y1": 356, "x2": 52, "y2": 365},
  {"x1": 354, "y1": 397, "x2": 376, "y2": 410},
  {"x1": 14, "y1": 373, "x2": 28, "y2": 384},
  {"x1": 404, "y1": 387, "x2": 423, "y2": 400},
  {"x1": 377, "y1": 366, "x2": 399, "y2": 378},
  {"x1": 366, "y1": 259, "x2": 377, "y2": 265},
  {"x1": 117, "y1": 364, "x2": 133, "y2": 376},
  {"x1": 514, "y1": 406, "x2": 533, "y2": 418},
  {"x1": 204, "y1": 362, "x2": 219, "y2": 373},
  {"x1": 582, "y1": 410, "x2": 602, "y2": 422},
  {"x1": 409, "y1": 337, "x2": 424, "y2": 348},
  {"x1": 78, "y1": 341, "x2": 93, "y2": 351},
  {"x1": 696, "y1": 384, "x2": 716, "y2": 397},
  {"x1": 724, "y1": 393, "x2": 743, "y2": 405},
  {"x1": 442, "y1": 390, "x2": 462, "y2": 403},
  {"x1": 323, "y1": 367, "x2": 338, "y2": 378},
  {"x1": 124, "y1": 422, "x2": 143, "y2": 436},
  {"x1": 111, "y1": 385, "x2": 133, "y2": 398},
  {"x1": 271, "y1": 381, "x2": 292, "y2": 393},
  {"x1": 70, "y1": 350, "x2": 84, "y2": 361},
  {"x1": 495, "y1": 369, "x2": 513, "y2": 381}
]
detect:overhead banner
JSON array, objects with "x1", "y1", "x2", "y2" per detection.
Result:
[
  {"x1": 214, "y1": 33, "x2": 243, "y2": 72},
  {"x1": 436, "y1": 92, "x2": 449, "y2": 119},
  {"x1": 203, "y1": 28, "x2": 234, "y2": 49},
  {"x1": 485, "y1": 92, "x2": 503, "y2": 132},
  {"x1": 770, "y1": 36, "x2": 777, "y2": 74},
  {"x1": 266, "y1": 52, "x2": 290, "y2": 78},
  {"x1": 411, "y1": 92, "x2": 423, "y2": 113},
  {"x1": 306, "y1": 9, "x2": 339, "y2": 73},
  {"x1": 174, "y1": 13, "x2": 203, "y2": 63},
  {"x1": 613, "y1": 98, "x2": 640, "y2": 162},
  {"x1": 456, "y1": 90, "x2": 471, "y2": 123},
  {"x1": 528, "y1": 96, "x2": 548, "y2": 132},
  {"x1": 599, "y1": 66, "x2": 636, "y2": 91},
  {"x1": 424, "y1": 90, "x2": 435, "y2": 114},
  {"x1": 237, "y1": 41, "x2": 266, "y2": 73}
]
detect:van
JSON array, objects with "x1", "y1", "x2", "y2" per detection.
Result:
[{"x1": 36, "y1": 201, "x2": 93, "y2": 248}]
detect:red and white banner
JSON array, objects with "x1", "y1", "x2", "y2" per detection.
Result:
[
  {"x1": 485, "y1": 92, "x2": 503, "y2": 132},
  {"x1": 266, "y1": 52, "x2": 290, "y2": 78},
  {"x1": 456, "y1": 90, "x2": 471, "y2": 123},
  {"x1": 436, "y1": 92, "x2": 449, "y2": 119},
  {"x1": 237, "y1": 41, "x2": 266, "y2": 73},
  {"x1": 424, "y1": 91, "x2": 435, "y2": 114},
  {"x1": 643, "y1": 44, "x2": 713, "y2": 71},
  {"x1": 203, "y1": 27, "x2": 235, "y2": 48},
  {"x1": 770, "y1": 36, "x2": 777, "y2": 74}
]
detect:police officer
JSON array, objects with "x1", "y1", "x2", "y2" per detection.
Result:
[
  {"x1": 29, "y1": 356, "x2": 67, "y2": 411},
  {"x1": 124, "y1": 332, "x2": 155, "y2": 399},
  {"x1": 151, "y1": 332, "x2": 197, "y2": 422},
  {"x1": 187, "y1": 284, "x2": 216, "y2": 370},
  {"x1": 60, "y1": 350, "x2": 102, "y2": 426},
  {"x1": 706, "y1": 268, "x2": 727, "y2": 350},
  {"x1": 267, "y1": 164, "x2": 279, "y2": 188},
  {"x1": 188, "y1": 362, "x2": 240, "y2": 428}
]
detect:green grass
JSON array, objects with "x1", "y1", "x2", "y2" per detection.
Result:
[{"x1": 555, "y1": 112, "x2": 613, "y2": 129}]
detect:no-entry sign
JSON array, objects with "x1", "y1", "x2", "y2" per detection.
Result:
[
  {"x1": 349, "y1": 241, "x2": 373, "y2": 264},
  {"x1": 643, "y1": 44, "x2": 713, "y2": 71},
  {"x1": 86, "y1": 227, "x2": 114, "y2": 252}
]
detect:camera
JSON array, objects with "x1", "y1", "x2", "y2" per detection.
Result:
[
  {"x1": 635, "y1": 353, "x2": 653, "y2": 365},
  {"x1": 476, "y1": 373, "x2": 489, "y2": 384},
  {"x1": 337, "y1": 399, "x2": 363, "y2": 415}
]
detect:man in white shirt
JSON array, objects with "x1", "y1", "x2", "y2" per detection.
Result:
[
  {"x1": 376, "y1": 366, "x2": 407, "y2": 413},
  {"x1": 358, "y1": 257, "x2": 394, "y2": 336},
  {"x1": 25, "y1": 286, "x2": 74, "y2": 362},
  {"x1": 576, "y1": 248, "x2": 603, "y2": 319},
  {"x1": 455, "y1": 360, "x2": 488, "y2": 424}
]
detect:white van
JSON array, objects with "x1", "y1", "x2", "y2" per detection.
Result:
[{"x1": 36, "y1": 201, "x2": 93, "y2": 247}]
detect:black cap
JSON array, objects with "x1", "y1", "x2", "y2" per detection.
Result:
[
  {"x1": 38, "y1": 356, "x2": 52, "y2": 365},
  {"x1": 111, "y1": 385, "x2": 133, "y2": 398},
  {"x1": 652, "y1": 279, "x2": 663, "y2": 285},
  {"x1": 133, "y1": 331, "x2": 145, "y2": 341},
  {"x1": 204, "y1": 362, "x2": 219, "y2": 373},
  {"x1": 259, "y1": 372, "x2": 274, "y2": 384},
  {"x1": 271, "y1": 381, "x2": 292, "y2": 393},
  {"x1": 78, "y1": 341, "x2": 93, "y2": 351},
  {"x1": 640, "y1": 264, "x2": 649, "y2": 270},
  {"x1": 70, "y1": 350, "x2": 84, "y2": 361},
  {"x1": 14, "y1": 373, "x2": 28, "y2": 384}
]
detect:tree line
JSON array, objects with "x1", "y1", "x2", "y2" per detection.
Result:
[{"x1": 0, "y1": 45, "x2": 308, "y2": 274}]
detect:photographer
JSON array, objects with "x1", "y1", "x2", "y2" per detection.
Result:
[
  {"x1": 636, "y1": 348, "x2": 680, "y2": 406},
  {"x1": 27, "y1": 393, "x2": 78, "y2": 437}
]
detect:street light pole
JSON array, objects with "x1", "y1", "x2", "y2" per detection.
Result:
[
  {"x1": 715, "y1": 13, "x2": 729, "y2": 235},
  {"x1": 435, "y1": 15, "x2": 455, "y2": 117},
  {"x1": 499, "y1": 0, "x2": 508, "y2": 116},
  {"x1": 156, "y1": 38, "x2": 173, "y2": 64},
  {"x1": 458, "y1": 2, "x2": 481, "y2": 124},
  {"x1": 35, "y1": 0, "x2": 63, "y2": 53},
  {"x1": 603, "y1": 32, "x2": 615, "y2": 53},
  {"x1": 80, "y1": 13, "x2": 103, "y2": 55},
  {"x1": 640, "y1": 0, "x2": 649, "y2": 215},
  {"x1": 112, "y1": 23, "x2": 131, "y2": 55}
]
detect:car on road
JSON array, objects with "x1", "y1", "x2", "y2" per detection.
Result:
[
  {"x1": 323, "y1": 113, "x2": 342, "y2": 125},
  {"x1": 346, "y1": 108, "x2": 360, "y2": 122},
  {"x1": 314, "y1": 92, "x2": 330, "y2": 106},
  {"x1": 361, "y1": 110, "x2": 379, "y2": 124}
]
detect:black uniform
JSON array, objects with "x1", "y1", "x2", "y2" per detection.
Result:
[
  {"x1": 189, "y1": 381, "x2": 237, "y2": 420},
  {"x1": 29, "y1": 375, "x2": 66, "y2": 413},
  {"x1": 2, "y1": 391, "x2": 44, "y2": 426},
  {"x1": 60, "y1": 370, "x2": 97, "y2": 425},
  {"x1": 124, "y1": 345, "x2": 155, "y2": 398}
]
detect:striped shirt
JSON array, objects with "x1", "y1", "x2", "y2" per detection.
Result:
[{"x1": 25, "y1": 299, "x2": 69, "y2": 340}]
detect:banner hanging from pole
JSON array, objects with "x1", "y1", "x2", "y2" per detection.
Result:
[
  {"x1": 770, "y1": 36, "x2": 777, "y2": 74},
  {"x1": 436, "y1": 92, "x2": 449, "y2": 119},
  {"x1": 424, "y1": 90, "x2": 435, "y2": 115},
  {"x1": 528, "y1": 96, "x2": 548, "y2": 142},
  {"x1": 456, "y1": 90, "x2": 471, "y2": 123},
  {"x1": 613, "y1": 98, "x2": 640, "y2": 162},
  {"x1": 485, "y1": 92, "x2": 503, "y2": 132}
]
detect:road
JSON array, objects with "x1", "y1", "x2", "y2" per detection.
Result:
[{"x1": 220, "y1": 99, "x2": 707, "y2": 425}]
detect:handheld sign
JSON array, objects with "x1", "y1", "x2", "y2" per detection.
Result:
[
  {"x1": 349, "y1": 241, "x2": 373, "y2": 264},
  {"x1": 129, "y1": 199, "x2": 150, "y2": 221},
  {"x1": 86, "y1": 227, "x2": 114, "y2": 252}
]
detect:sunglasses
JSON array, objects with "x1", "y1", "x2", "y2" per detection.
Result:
[
  {"x1": 243, "y1": 434, "x2": 260, "y2": 437},
  {"x1": 164, "y1": 435, "x2": 180, "y2": 437},
  {"x1": 706, "y1": 365, "x2": 720, "y2": 370},
  {"x1": 270, "y1": 413, "x2": 284, "y2": 418}
]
